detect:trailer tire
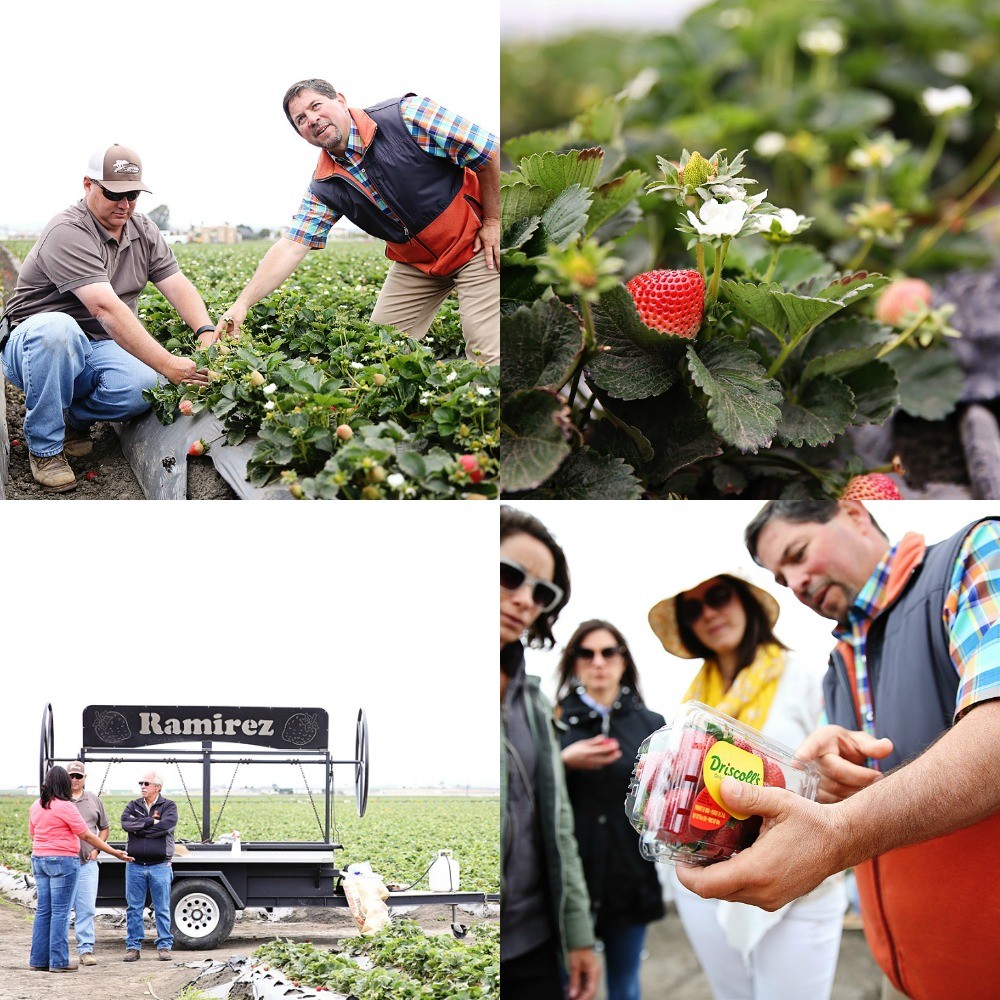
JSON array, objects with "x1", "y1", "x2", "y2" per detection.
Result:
[{"x1": 170, "y1": 878, "x2": 236, "y2": 949}]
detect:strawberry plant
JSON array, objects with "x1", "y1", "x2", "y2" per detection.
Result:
[{"x1": 501, "y1": 146, "x2": 964, "y2": 498}]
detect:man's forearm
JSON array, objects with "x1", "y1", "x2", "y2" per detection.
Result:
[
  {"x1": 834, "y1": 699, "x2": 1000, "y2": 866},
  {"x1": 478, "y1": 151, "x2": 500, "y2": 223},
  {"x1": 156, "y1": 271, "x2": 213, "y2": 331},
  {"x1": 93, "y1": 299, "x2": 183, "y2": 377},
  {"x1": 234, "y1": 237, "x2": 309, "y2": 311}
]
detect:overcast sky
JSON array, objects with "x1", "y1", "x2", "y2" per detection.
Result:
[
  {"x1": 507, "y1": 501, "x2": 998, "y2": 725},
  {"x1": 0, "y1": 0, "x2": 499, "y2": 234},
  {"x1": 501, "y1": 0, "x2": 707, "y2": 40},
  {"x1": 1, "y1": 503, "x2": 496, "y2": 793}
]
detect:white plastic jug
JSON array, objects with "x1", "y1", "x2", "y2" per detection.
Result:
[
  {"x1": 231, "y1": 830, "x2": 241, "y2": 854},
  {"x1": 428, "y1": 850, "x2": 459, "y2": 892}
]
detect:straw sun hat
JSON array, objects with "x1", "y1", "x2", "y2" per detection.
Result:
[{"x1": 648, "y1": 567, "x2": 780, "y2": 659}]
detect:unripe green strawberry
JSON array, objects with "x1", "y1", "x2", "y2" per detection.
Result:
[
  {"x1": 361, "y1": 485, "x2": 382, "y2": 500},
  {"x1": 336, "y1": 424, "x2": 353, "y2": 441},
  {"x1": 875, "y1": 278, "x2": 932, "y2": 327},
  {"x1": 289, "y1": 483, "x2": 304, "y2": 500},
  {"x1": 626, "y1": 269, "x2": 706, "y2": 338},
  {"x1": 841, "y1": 473, "x2": 903, "y2": 500},
  {"x1": 248, "y1": 369, "x2": 265, "y2": 387},
  {"x1": 372, "y1": 373, "x2": 386, "y2": 386},
  {"x1": 178, "y1": 399, "x2": 193, "y2": 416}
]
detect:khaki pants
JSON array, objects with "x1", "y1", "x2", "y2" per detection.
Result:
[{"x1": 369, "y1": 252, "x2": 499, "y2": 365}]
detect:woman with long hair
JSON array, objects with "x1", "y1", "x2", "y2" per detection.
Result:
[
  {"x1": 648, "y1": 572, "x2": 847, "y2": 1000},
  {"x1": 555, "y1": 620, "x2": 666, "y2": 1000},
  {"x1": 501, "y1": 506, "x2": 600, "y2": 1000},
  {"x1": 29, "y1": 765, "x2": 131, "y2": 973}
]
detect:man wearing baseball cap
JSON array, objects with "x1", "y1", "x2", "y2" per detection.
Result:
[
  {"x1": 0, "y1": 143, "x2": 217, "y2": 492},
  {"x1": 67, "y1": 762, "x2": 110, "y2": 966}
]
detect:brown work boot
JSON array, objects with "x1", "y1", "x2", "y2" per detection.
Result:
[
  {"x1": 123, "y1": 950, "x2": 140, "y2": 962},
  {"x1": 157, "y1": 949, "x2": 172, "y2": 961},
  {"x1": 63, "y1": 422, "x2": 94, "y2": 457},
  {"x1": 49, "y1": 965, "x2": 78, "y2": 973},
  {"x1": 28, "y1": 452, "x2": 77, "y2": 492},
  {"x1": 79, "y1": 953, "x2": 97, "y2": 966}
]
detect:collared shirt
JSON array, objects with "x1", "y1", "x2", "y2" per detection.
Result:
[
  {"x1": 4, "y1": 200, "x2": 178, "y2": 339},
  {"x1": 285, "y1": 96, "x2": 497, "y2": 248},
  {"x1": 834, "y1": 521, "x2": 1000, "y2": 764}
]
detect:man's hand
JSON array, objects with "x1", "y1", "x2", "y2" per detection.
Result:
[
  {"x1": 566, "y1": 946, "x2": 601, "y2": 1000},
  {"x1": 797, "y1": 725, "x2": 894, "y2": 803},
  {"x1": 215, "y1": 304, "x2": 248, "y2": 340},
  {"x1": 163, "y1": 356, "x2": 210, "y2": 387},
  {"x1": 674, "y1": 776, "x2": 845, "y2": 911},
  {"x1": 561, "y1": 736, "x2": 622, "y2": 771},
  {"x1": 87, "y1": 849, "x2": 99, "y2": 862},
  {"x1": 473, "y1": 219, "x2": 500, "y2": 271},
  {"x1": 197, "y1": 326, "x2": 221, "y2": 349}
]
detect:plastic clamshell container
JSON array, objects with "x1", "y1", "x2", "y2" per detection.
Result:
[{"x1": 624, "y1": 700, "x2": 819, "y2": 866}]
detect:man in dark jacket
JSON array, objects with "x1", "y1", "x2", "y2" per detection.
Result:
[
  {"x1": 121, "y1": 771, "x2": 177, "y2": 962},
  {"x1": 215, "y1": 79, "x2": 499, "y2": 365}
]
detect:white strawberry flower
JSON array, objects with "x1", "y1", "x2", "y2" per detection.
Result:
[
  {"x1": 922, "y1": 85, "x2": 973, "y2": 117},
  {"x1": 387, "y1": 473, "x2": 405, "y2": 488},
  {"x1": 686, "y1": 198, "x2": 750, "y2": 237},
  {"x1": 756, "y1": 208, "x2": 808, "y2": 235},
  {"x1": 477, "y1": 386, "x2": 493, "y2": 397},
  {"x1": 264, "y1": 400, "x2": 275, "y2": 410},
  {"x1": 799, "y1": 22, "x2": 845, "y2": 56},
  {"x1": 350, "y1": 361, "x2": 364, "y2": 369},
  {"x1": 446, "y1": 371, "x2": 459, "y2": 382},
  {"x1": 755, "y1": 132, "x2": 787, "y2": 158},
  {"x1": 262, "y1": 383, "x2": 277, "y2": 394}
]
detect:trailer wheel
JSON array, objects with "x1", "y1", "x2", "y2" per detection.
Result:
[{"x1": 170, "y1": 879, "x2": 236, "y2": 949}]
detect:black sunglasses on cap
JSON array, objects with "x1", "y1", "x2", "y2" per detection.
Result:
[
  {"x1": 678, "y1": 581, "x2": 736, "y2": 626},
  {"x1": 500, "y1": 557, "x2": 563, "y2": 612},
  {"x1": 94, "y1": 182, "x2": 141, "y2": 203},
  {"x1": 575, "y1": 645, "x2": 624, "y2": 661}
]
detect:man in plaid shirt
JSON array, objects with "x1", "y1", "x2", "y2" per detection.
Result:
[
  {"x1": 216, "y1": 79, "x2": 499, "y2": 365},
  {"x1": 676, "y1": 501, "x2": 999, "y2": 1000}
]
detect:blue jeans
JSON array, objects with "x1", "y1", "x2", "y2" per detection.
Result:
[
  {"x1": 70, "y1": 858, "x2": 100, "y2": 954},
  {"x1": 125, "y1": 863, "x2": 174, "y2": 951},
  {"x1": 30, "y1": 855, "x2": 80, "y2": 970},
  {"x1": 0, "y1": 311, "x2": 157, "y2": 457},
  {"x1": 602, "y1": 923, "x2": 648, "y2": 1000}
]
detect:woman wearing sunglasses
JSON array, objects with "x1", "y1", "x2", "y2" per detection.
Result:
[
  {"x1": 500, "y1": 506, "x2": 600, "y2": 1000},
  {"x1": 28, "y1": 766, "x2": 132, "y2": 973},
  {"x1": 554, "y1": 621, "x2": 666, "y2": 1000},
  {"x1": 648, "y1": 572, "x2": 846, "y2": 1000}
]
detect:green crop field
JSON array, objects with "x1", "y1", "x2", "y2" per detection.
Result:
[{"x1": 0, "y1": 794, "x2": 499, "y2": 893}]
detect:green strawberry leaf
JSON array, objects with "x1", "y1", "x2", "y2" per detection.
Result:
[
  {"x1": 502, "y1": 125, "x2": 582, "y2": 165},
  {"x1": 720, "y1": 280, "x2": 789, "y2": 341},
  {"x1": 500, "y1": 264, "x2": 543, "y2": 304},
  {"x1": 525, "y1": 185, "x2": 594, "y2": 253},
  {"x1": 510, "y1": 446, "x2": 643, "y2": 499},
  {"x1": 686, "y1": 339, "x2": 783, "y2": 453},
  {"x1": 517, "y1": 148, "x2": 605, "y2": 193},
  {"x1": 501, "y1": 215, "x2": 540, "y2": 253},
  {"x1": 801, "y1": 316, "x2": 896, "y2": 382},
  {"x1": 814, "y1": 272, "x2": 890, "y2": 304},
  {"x1": 598, "y1": 381, "x2": 722, "y2": 486},
  {"x1": 769, "y1": 245, "x2": 835, "y2": 287},
  {"x1": 840, "y1": 360, "x2": 900, "y2": 425},
  {"x1": 588, "y1": 284, "x2": 688, "y2": 400},
  {"x1": 585, "y1": 171, "x2": 647, "y2": 235},
  {"x1": 887, "y1": 346, "x2": 964, "y2": 420},
  {"x1": 500, "y1": 180, "x2": 553, "y2": 234},
  {"x1": 500, "y1": 300, "x2": 585, "y2": 396},
  {"x1": 777, "y1": 375, "x2": 856, "y2": 447},
  {"x1": 500, "y1": 389, "x2": 572, "y2": 492}
]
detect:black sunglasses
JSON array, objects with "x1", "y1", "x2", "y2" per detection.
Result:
[
  {"x1": 500, "y1": 558, "x2": 564, "y2": 612},
  {"x1": 678, "y1": 582, "x2": 736, "y2": 626},
  {"x1": 575, "y1": 645, "x2": 623, "y2": 661},
  {"x1": 94, "y1": 182, "x2": 141, "y2": 203},
  {"x1": 138, "y1": 781, "x2": 156, "y2": 787},
  {"x1": 69, "y1": 773, "x2": 85, "y2": 780}
]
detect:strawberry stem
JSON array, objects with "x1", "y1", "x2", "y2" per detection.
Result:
[{"x1": 707, "y1": 238, "x2": 730, "y2": 306}]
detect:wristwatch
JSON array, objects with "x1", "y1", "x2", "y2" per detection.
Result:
[{"x1": 196, "y1": 324, "x2": 215, "y2": 336}]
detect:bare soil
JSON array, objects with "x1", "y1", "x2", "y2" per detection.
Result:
[{"x1": 0, "y1": 894, "x2": 488, "y2": 1000}]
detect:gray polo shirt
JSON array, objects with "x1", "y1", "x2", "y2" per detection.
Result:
[
  {"x1": 5, "y1": 199, "x2": 179, "y2": 339},
  {"x1": 72, "y1": 789, "x2": 110, "y2": 863}
]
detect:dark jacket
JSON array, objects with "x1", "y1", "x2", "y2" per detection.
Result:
[
  {"x1": 501, "y1": 642, "x2": 594, "y2": 966},
  {"x1": 309, "y1": 96, "x2": 484, "y2": 277},
  {"x1": 120, "y1": 795, "x2": 177, "y2": 865},
  {"x1": 558, "y1": 688, "x2": 666, "y2": 933}
]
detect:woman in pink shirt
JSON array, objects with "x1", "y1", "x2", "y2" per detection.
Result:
[{"x1": 29, "y1": 766, "x2": 131, "y2": 973}]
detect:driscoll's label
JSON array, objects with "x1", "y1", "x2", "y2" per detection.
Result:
[{"x1": 702, "y1": 742, "x2": 763, "y2": 821}]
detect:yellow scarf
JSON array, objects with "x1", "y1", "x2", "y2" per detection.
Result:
[{"x1": 682, "y1": 643, "x2": 786, "y2": 731}]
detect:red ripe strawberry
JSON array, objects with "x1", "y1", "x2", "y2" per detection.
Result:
[
  {"x1": 698, "y1": 820, "x2": 743, "y2": 860},
  {"x1": 188, "y1": 439, "x2": 208, "y2": 457},
  {"x1": 740, "y1": 813, "x2": 763, "y2": 849},
  {"x1": 675, "y1": 729, "x2": 716, "y2": 781},
  {"x1": 84, "y1": 471, "x2": 98, "y2": 482},
  {"x1": 762, "y1": 757, "x2": 786, "y2": 788},
  {"x1": 626, "y1": 269, "x2": 706, "y2": 338},
  {"x1": 874, "y1": 278, "x2": 932, "y2": 327},
  {"x1": 653, "y1": 787, "x2": 696, "y2": 844},
  {"x1": 841, "y1": 473, "x2": 903, "y2": 500},
  {"x1": 458, "y1": 454, "x2": 484, "y2": 483}
]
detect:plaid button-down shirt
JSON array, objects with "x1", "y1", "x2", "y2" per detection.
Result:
[
  {"x1": 285, "y1": 96, "x2": 497, "y2": 248},
  {"x1": 833, "y1": 520, "x2": 1000, "y2": 767}
]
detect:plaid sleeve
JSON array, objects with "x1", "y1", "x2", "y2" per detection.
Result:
[
  {"x1": 283, "y1": 190, "x2": 339, "y2": 248},
  {"x1": 401, "y1": 95, "x2": 496, "y2": 171},
  {"x1": 944, "y1": 519, "x2": 1000, "y2": 718}
]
